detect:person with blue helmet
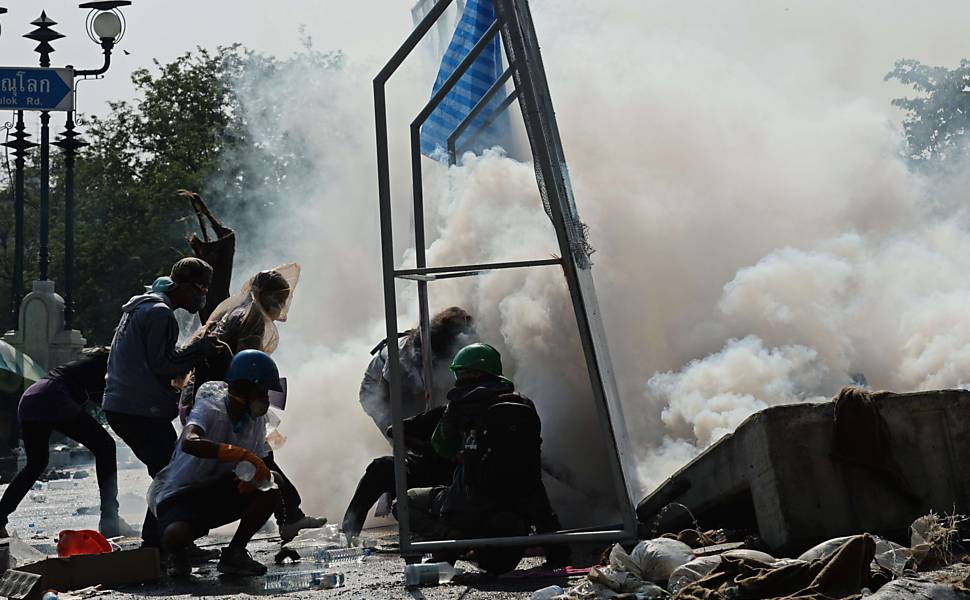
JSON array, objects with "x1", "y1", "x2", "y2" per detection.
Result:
[{"x1": 148, "y1": 350, "x2": 282, "y2": 577}]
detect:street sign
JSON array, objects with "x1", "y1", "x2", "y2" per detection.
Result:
[{"x1": 0, "y1": 67, "x2": 74, "y2": 112}]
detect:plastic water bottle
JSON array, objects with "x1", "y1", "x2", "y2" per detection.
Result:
[
  {"x1": 312, "y1": 547, "x2": 370, "y2": 565},
  {"x1": 234, "y1": 461, "x2": 273, "y2": 492},
  {"x1": 263, "y1": 570, "x2": 344, "y2": 591},
  {"x1": 26, "y1": 523, "x2": 35, "y2": 539},
  {"x1": 29, "y1": 492, "x2": 46, "y2": 503},
  {"x1": 404, "y1": 562, "x2": 457, "y2": 587}
]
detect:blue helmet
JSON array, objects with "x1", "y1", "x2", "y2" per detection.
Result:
[{"x1": 226, "y1": 350, "x2": 283, "y2": 392}]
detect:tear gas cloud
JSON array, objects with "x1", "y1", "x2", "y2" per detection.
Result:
[{"x1": 215, "y1": 0, "x2": 970, "y2": 522}]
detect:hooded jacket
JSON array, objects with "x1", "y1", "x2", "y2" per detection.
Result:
[{"x1": 102, "y1": 292, "x2": 207, "y2": 419}]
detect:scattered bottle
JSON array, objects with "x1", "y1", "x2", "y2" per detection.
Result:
[
  {"x1": 404, "y1": 562, "x2": 457, "y2": 587},
  {"x1": 312, "y1": 547, "x2": 370, "y2": 565},
  {"x1": 29, "y1": 493, "x2": 46, "y2": 503},
  {"x1": 234, "y1": 462, "x2": 273, "y2": 492},
  {"x1": 263, "y1": 570, "x2": 345, "y2": 592}
]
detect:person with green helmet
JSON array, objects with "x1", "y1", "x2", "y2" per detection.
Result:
[
  {"x1": 429, "y1": 342, "x2": 513, "y2": 458},
  {"x1": 404, "y1": 342, "x2": 569, "y2": 574}
]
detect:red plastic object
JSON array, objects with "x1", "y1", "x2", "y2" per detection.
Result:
[{"x1": 56, "y1": 529, "x2": 112, "y2": 557}]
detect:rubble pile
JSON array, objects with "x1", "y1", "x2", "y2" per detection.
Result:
[{"x1": 534, "y1": 514, "x2": 970, "y2": 600}]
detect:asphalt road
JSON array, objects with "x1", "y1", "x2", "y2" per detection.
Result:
[{"x1": 2, "y1": 457, "x2": 583, "y2": 599}]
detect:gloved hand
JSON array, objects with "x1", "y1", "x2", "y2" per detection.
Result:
[{"x1": 216, "y1": 444, "x2": 271, "y2": 492}]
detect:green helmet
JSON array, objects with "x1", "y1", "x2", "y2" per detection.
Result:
[{"x1": 449, "y1": 342, "x2": 504, "y2": 378}]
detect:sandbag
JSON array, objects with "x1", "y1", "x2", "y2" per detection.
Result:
[
  {"x1": 798, "y1": 535, "x2": 911, "y2": 575},
  {"x1": 798, "y1": 536, "x2": 856, "y2": 562},
  {"x1": 629, "y1": 538, "x2": 695, "y2": 582},
  {"x1": 721, "y1": 549, "x2": 776, "y2": 564},
  {"x1": 868, "y1": 579, "x2": 970, "y2": 599},
  {"x1": 668, "y1": 556, "x2": 722, "y2": 595},
  {"x1": 588, "y1": 565, "x2": 644, "y2": 593}
]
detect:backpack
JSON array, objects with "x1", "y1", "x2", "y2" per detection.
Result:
[{"x1": 466, "y1": 395, "x2": 543, "y2": 501}]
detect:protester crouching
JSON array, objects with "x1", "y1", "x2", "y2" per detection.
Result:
[
  {"x1": 403, "y1": 342, "x2": 569, "y2": 574},
  {"x1": 178, "y1": 264, "x2": 327, "y2": 541},
  {"x1": 342, "y1": 307, "x2": 475, "y2": 541},
  {"x1": 149, "y1": 350, "x2": 282, "y2": 577}
]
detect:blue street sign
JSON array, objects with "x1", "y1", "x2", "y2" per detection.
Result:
[{"x1": 0, "y1": 67, "x2": 74, "y2": 112}]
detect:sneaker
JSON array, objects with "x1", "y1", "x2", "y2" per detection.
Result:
[
  {"x1": 99, "y1": 516, "x2": 138, "y2": 538},
  {"x1": 217, "y1": 545, "x2": 267, "y2": 577},
  {"x1": 169, "y1": 548, "x2": 192, "y2": 578},
  {"x1": 188, "y1": 542, "x2": 221, "y2": 564},
  {"x1": 279, "y1": 515, "x2": 328, "y2": 542}
]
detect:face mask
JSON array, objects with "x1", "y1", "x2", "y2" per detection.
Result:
[
  {"x1": 226, "y1": 394, "x2": 251, "y2": 434},
  {"x1": 187, "y1": 294, "x2": 206, "y2": 315},
  {"x1": 249, "y1": 398, "x2": 270, "y2": 418}
]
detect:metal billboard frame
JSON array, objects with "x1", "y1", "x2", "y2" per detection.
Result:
[{"x1": 374, "y1": 0, "x2": 638, "y2": 560}]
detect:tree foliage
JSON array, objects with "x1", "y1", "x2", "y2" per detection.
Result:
[
  {"x1": 886, "y1": 58, "x2": 970, "y2": 167},
  {"x1": 0, "y1": 43, "x2": 341, "y2": 343}
]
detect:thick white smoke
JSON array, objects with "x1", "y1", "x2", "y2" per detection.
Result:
[{"x1": 214, "y1": 1, "x2": 970, "y2": 525}]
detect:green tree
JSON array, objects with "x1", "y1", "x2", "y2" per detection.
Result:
[
  {"x1": 0, "y1": 42, "x2": 341, "y2": 343},
  {"x1": 886, "y1": 59, "x2": 970, "y2": 167}
]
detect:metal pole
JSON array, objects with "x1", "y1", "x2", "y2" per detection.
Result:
[
  {"x1": 458, "y1": 90, "x2": 519, "y2": 158},
  {"x1": 55, "y1": 110, "x2": 85, "y2": 330},
  {"x1": 374, "y1": 0, "x2": 457, "y2": 559},
  {"x1": 410, "y1": 18, "x2": 502, "y2": 412},
  {"x1": 63, "y1": 112, "x2": 76, "y2": 328},
  {"x1": 411, "y1": 129, "x2": 435, "y2": 412},
  {"x1": 38, "y1": 111, "x2": 50, "y2": 281},
  {"x1": 5, "y1": 111, "x2": 31, "y2": 326},
  {"x1": 496, "y1": 0, "x2": 637, "y2": 532},
  {"x1": 395, "y1": 257, "x2": 561, "y2": 277},
  {"x1": 374, "y1": 80, "x2": 413, "y2": 557}
]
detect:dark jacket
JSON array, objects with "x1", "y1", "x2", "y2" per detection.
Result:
[
  {"x1": 431, "y1": 378, "x2": 516, "y2": 459},
  {"x1": 433, "y1": 378, "x2": 543, "y2": 517},
  {"x1": 103, "y1": 292, "x2": 207, "y2": 419},
  {"x1": 48, "y1": 352, "x2": 109, "y2": 406}
]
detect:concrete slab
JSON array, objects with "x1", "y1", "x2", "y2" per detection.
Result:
[{"x1": 637, "y1": 390, "x2": 970, "y2": 553}]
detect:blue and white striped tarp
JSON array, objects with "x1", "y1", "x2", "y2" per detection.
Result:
[{"x1": 420, "y1": 0, "x2": 506, "y2": 159}]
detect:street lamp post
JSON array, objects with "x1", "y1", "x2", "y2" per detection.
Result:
[
  {"x1": 2, "y1": 3, "x2": 128, "y2": 334},
  {"x1": 23, "y1": 12, "x2": 64, "y2": 284},
  {"x1": 56, "y1": 1, "x2": 128, "y2": 330},
  {"x1": 0, "y1": 3, "x2": 128, "y2": 367}
]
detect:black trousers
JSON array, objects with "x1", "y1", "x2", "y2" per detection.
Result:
[
  {"x1": 342, "y1": 455, "x2": 454, "y2": 539},
  {"x1": 0, "y1": 412, "x2": 119, "y2": 526},
  {"x1": 263, "y1": 452, "x2": 304, "y2": 526},
  {"x1": 105, "y1": 411, "x2": 176, "y2": 547}
]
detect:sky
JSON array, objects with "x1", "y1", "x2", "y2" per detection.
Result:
[
  {"x1": 0, "y1": 0, "x2": 415, "y2": 117},
  {"x1": 2, "y1": 1, "x2": 970, "y2": 119}
]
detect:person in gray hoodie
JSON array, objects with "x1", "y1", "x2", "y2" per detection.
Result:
[{"x1": 104, "y1": 257, "x2": 217, "y2": 549}]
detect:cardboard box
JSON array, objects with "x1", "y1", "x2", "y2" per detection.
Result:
[{"x1": 19, "y1": 547, "x2": 161, "y2": 592}]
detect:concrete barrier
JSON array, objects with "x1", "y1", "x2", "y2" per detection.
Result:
[{"x1": 637, "y1": 390, "x2": 970, "y2": 553}]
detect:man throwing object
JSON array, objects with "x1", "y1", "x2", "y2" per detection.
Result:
[{"x1": 148, "y1": 350, "x2": 282, "y2": 577}]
